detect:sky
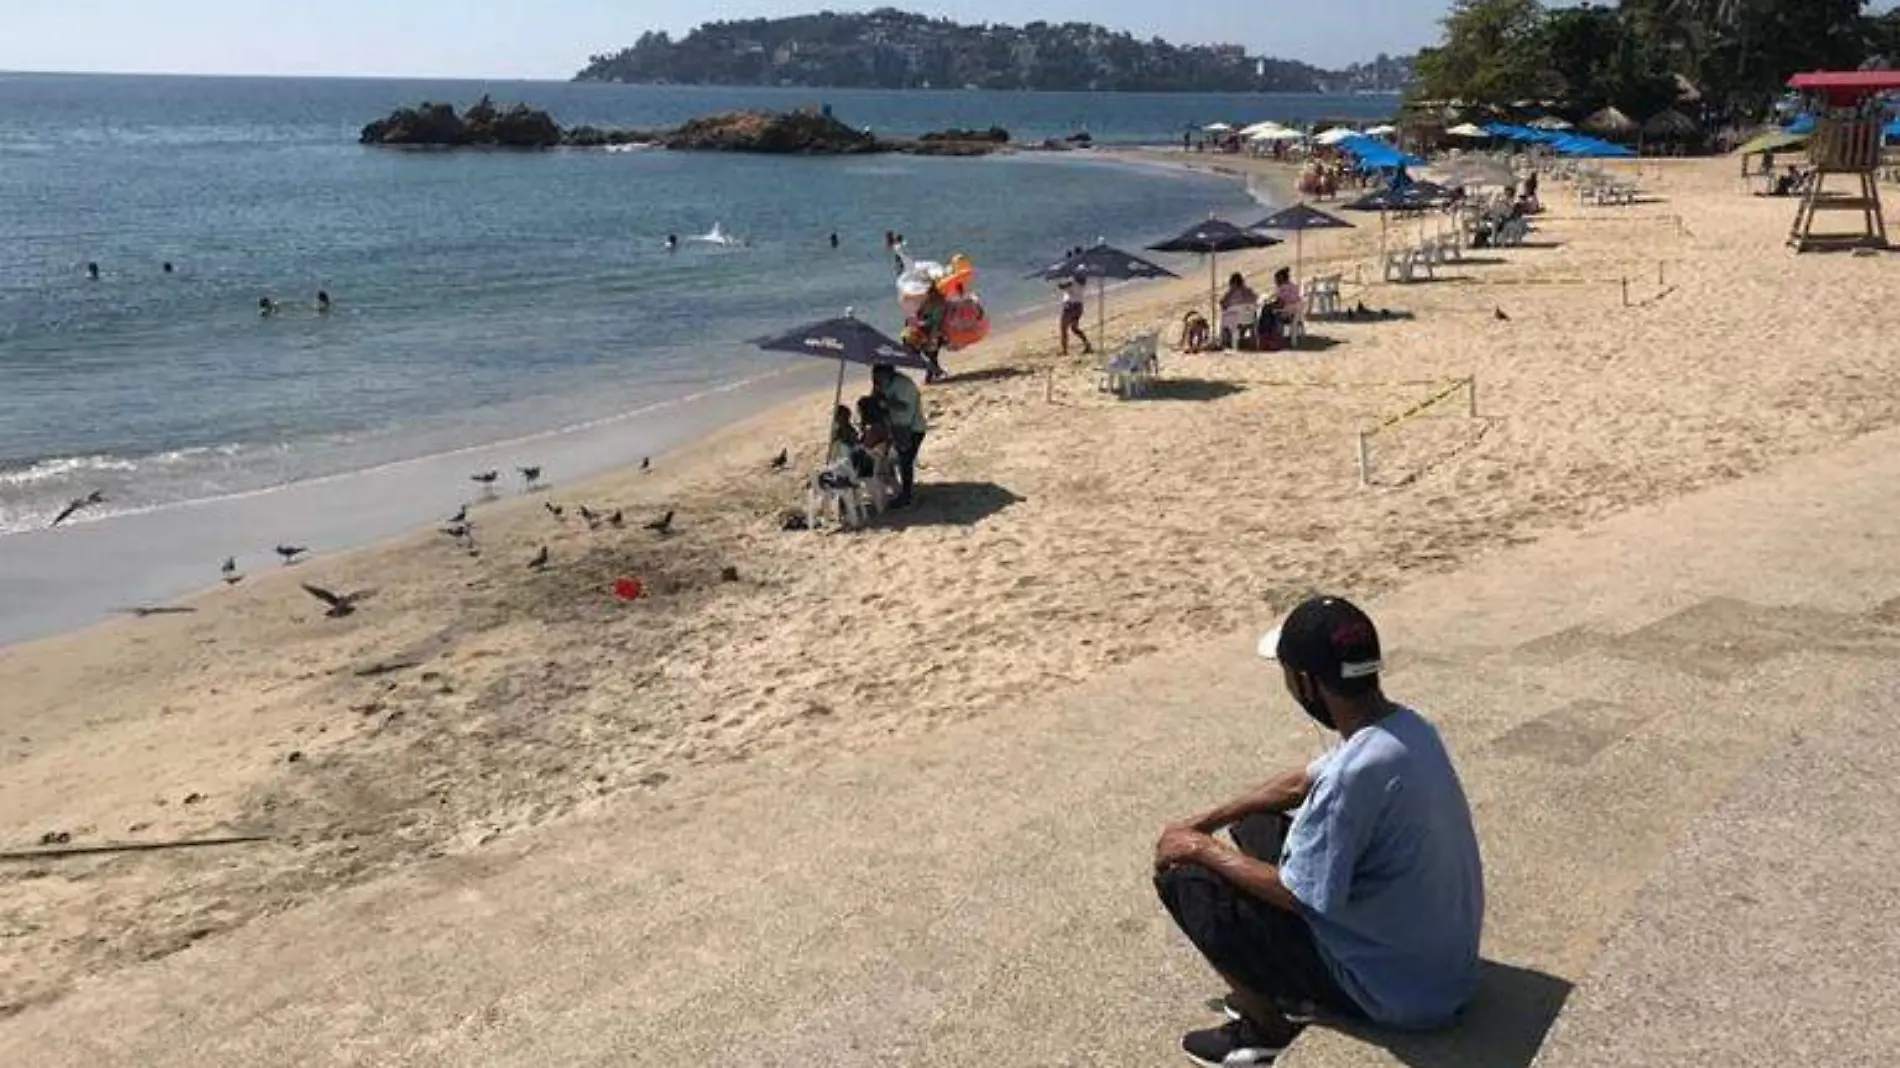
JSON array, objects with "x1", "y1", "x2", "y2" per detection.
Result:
[{"x1": 0, "y1": 0, "x2": 1450, "y2": 80}]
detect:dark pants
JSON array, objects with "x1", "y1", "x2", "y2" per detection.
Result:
[
  {"x1": 894, "y1": 428, "x2": 924, "y2": 504},
  {"x1": 1155, "y1": 813, "x2": 1362, "y2": 1019}
]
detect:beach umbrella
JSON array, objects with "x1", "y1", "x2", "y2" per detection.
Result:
[
  {"x1": 1365, "y1": 124, "x2": 1399, "y2": 137},
  {"x1": 754, "y1": 312, "x2": 928, "y2": 441},
  {"x1": 1240, "y1": 121, "x2": 1295, "y2": 139},
  {"x1": 1030, "y1": 241, "x2": 1179, "y2": 343},
  {"x1": 1246, "y1": 203, "x2": 1353, "y2": 281},
  {"x1": 1447, "y1": 122, "x2": 1492, "y2": 139},
  {"x1": 1529, "y1": 115, "x2": 1573, "y2": 131},
  {"x1": 1203, "y1": 122, "x2": 1234, "y2": 133},
  {"x1": 1147, "y1": 218, "x2": 1283, "y2": 328},
  {"x1": 1314, "y1": 127, "x2": 1357, "y2": 146},
  {"x1": 1247, "y1": 125, "x2": 1305, "y2": 142}
]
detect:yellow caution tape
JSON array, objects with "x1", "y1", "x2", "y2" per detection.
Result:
[{"x1": 1368, "y1": 378, "x2": 1470, "y2": 436}]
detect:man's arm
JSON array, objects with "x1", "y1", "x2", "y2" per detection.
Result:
[
  {"x1": 1176, "y1": 766, "x2": 1312, "y2": 833},
  {"x1": 1190, "y1": 838, "x2": 1303, "y2": 914}
]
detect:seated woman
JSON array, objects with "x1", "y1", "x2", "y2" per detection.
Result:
[
  {"x1": 1218, "y1": 273, "x2": 1260, "y2": 350},
  {"x1": 1259, "y1": 267, "x2": 1302, "y2": 350},
  {"x1": 1181, "y1": 309, "x2": 1211, "y2": 353}
]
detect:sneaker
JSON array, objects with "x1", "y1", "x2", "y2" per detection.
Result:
[
  {"x1": 1181, "y1": 1019, "x2": 1288, "y2": 1067},
  {"x1": 1218, "y1": 994, "x2": 1318, "y2": 1026}
]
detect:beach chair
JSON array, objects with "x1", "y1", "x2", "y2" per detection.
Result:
[
  {"x1": 805, "y1": 460, "x2": 868, "y2": 530},
  {"x1": 1282, "y1": 300, "x2": 1307, "y2": 347},
  {"x1": 1219, "y1": 303, "x2": 1258, "y2": 350},
  {"x1": 1304, "y1": 274, "x2": 1342, "y2": 316},
  {"x1": 1382, "y1": 248, "x2": 1415, "y2": 283},
  {"x1": 1098, "y1": 330, "x2": 1160, "y2": 398}
]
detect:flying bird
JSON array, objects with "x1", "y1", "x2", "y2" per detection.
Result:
[
  {"x1": 769, "y1": 449, "x2": 789, "y2": 471},
  {"x1": 275, "y1": 545, "x2": 308, "y2": 564},
  {"x1": 528, "y1": 545, "x2": 550, "y2": 570},
  {"x1": 644, "y1": 510, "x2": 675, "y2": 535},
  {"x1": 300, "y1": 583, "x2": 375, "y2": 618},
  {"x1": 221, "y1": 556, "x2": 243, "y2": 585},
  {"x1": 519, "y1": 466, "x2": 543, "y2": 488},
  {"x1": 544, "y1": 502, "x2": 565, "y2": 519},
  {"x1": 471, "y1": 470, "x2": 499, "y2": 486},
  {"x1": 49, "y1": 490, "x2": 106, "y2": 528}
]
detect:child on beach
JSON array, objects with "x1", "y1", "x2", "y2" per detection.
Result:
[{"x1": 1058, "y1": 275, "x2": 1093, "y2": 357}]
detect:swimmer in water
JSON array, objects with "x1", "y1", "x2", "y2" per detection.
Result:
[
  {"x1": 162, "y1": 261, "x2": 174, "y2": 274},
  {"x1": 259, "y1": 296, "x2": 278, "y2": 317},
  {"x1": 829, "y1": 232, "x2": 840, "y2": 249},
  {"x1": 316, "y1": 290, "x2": 332, "y2": 314},
  {"x1": 86, "y1": 262, "x2": 100, "y2": 281},
  {"x1": 666, "y1": 234, "x2": 679, "y2": 253}
]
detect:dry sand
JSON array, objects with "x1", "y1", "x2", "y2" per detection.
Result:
[{"x1": 3, "y1": 152, "x2": 1898, "y2": 1017}]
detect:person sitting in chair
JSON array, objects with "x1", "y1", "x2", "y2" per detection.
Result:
[
  {"x1": 1154, "y1": 596, "x2": 1485, "y2": 1066},
  {"x1": 1219, "y1": 273, "x2": 1260, "y2": 351},
  {"x1": 1259, "y1": 267, "x2": 1302, "y2": 351}
]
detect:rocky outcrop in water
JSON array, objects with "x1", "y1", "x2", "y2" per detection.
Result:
[{"x1": 358, "y1": 101, "x2": 1008, "y2": 157}]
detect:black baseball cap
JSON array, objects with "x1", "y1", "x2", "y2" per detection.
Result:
[{"x1": 1257, "y1": 596, "x2": 1383, "y2": 683}]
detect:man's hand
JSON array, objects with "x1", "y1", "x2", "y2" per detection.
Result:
[{"x1": 1154, "y1": 825, "x2": 1214, "y2": 872}]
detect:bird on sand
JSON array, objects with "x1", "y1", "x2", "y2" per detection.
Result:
[
  {"x1": 1494, "y1": 307, "x2": 1510, "y2": 322},
  {"x1": 578, "y1": 505, "x2": 600, "y2": 528},
  {"x1": 519, "y1": 466, "x2": 543, "y2": 489},
  {"x1": 528, "y1": 545, "x2": 550, "y2": 570},
  {"x1": 769, "y1": 449, "x2": 789, "y2": 471},
  {"x1": 441, "y1": 523, "x2": 471, "y2": 540},
  {"x1": 50, "y1": 490, "x2": 106, "y2": 528},
  {"x1": 221, "y1": 556, "x2": 243, "y2": 585},
  {"x1": 275, "y1": 545, "x2": 308, "y2": 565},
  {"x1": 644, "y1": 510, "x2": 675, "y2": 535},
  {"x1": 608, "y1": 509, "x2": 624, "y2": 529},
  {"x1": 300, "y1": 583, "x2": 375, "y2": 618},
  {"x1": 447, "y1": 504, "x2": 467, "y2": 524},
  {"x1": 471, "y1": 470, "x2": 499, "y2": 486},
  {"x1": 544, "y1": 502, "x2": 565, "y2": 519},
  {"x1": 640, "y1": 457, "x2": 651, "y2": 473}
]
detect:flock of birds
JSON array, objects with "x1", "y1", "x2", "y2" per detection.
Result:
[{"x1": 57, "y1": 444, "x2": 795, "y2": 622}]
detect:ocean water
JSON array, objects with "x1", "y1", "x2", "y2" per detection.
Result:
[{"x1": 0, "y1": 73, "x2": 1394, "y2": 641}]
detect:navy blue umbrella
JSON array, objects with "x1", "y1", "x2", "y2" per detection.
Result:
[
  {"x1": 1030, "y1": 241, "x2": 1179, "y2": 341},
  {"x1": 1148, "y1": 218, "x2": 1282, "y2": 326},
  {"x1": 754, "y1": 312, "x2": 929, "y2": 440},
  {"x1": 1247, "y1": 203, "x2": 1353, "y2": 280}
]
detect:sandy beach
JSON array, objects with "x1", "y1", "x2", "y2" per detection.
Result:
[{"x1": 6, "y1": 150, "x2": 1900, "y2": 1022}]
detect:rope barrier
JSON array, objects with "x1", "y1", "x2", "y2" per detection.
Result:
[
  {"x1": 1368, "y1": 378, "x2": 1471, "y2": 437},
  {"x1": 1357, "y1": 377, "x2": 1481, "y2": 487}
]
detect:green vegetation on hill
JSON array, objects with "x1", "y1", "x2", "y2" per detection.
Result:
[{"x1": 575, "y1": 9, "x2": 1412, "y2": 93}]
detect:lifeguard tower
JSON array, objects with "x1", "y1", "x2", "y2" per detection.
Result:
[{"x1": 1785, "y1": 71, "x2": 1900, "y2": 252}]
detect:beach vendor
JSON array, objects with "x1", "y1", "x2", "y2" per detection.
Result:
[
  {"x1": 1154, "y1": 596, "x2": 1484, "y2": 1067},
  {"x1": 872, "y1": 363, "x2": 926, "y2": 508},
  {"x1": 910, "y1": 284, "x2": 950, "y2": 384}
]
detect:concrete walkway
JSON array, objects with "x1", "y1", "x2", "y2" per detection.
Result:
[{"x1": 10, "y1": 425, "x2": 1900, "y2": 1066}]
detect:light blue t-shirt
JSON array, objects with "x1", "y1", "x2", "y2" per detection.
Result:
[{"x1": 1279, "y1": 706, "x2": 1484, "y2": 1029}]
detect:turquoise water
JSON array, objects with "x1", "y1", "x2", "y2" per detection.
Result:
[{"x1": 0, "y1": 74, "x2": 1395, "y2": 535}]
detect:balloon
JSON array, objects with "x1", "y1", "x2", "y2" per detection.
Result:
[{"x1": 942, "y1": 298, "x2": 989, "y2": 350}]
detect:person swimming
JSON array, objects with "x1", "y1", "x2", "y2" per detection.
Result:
[
  {"x1": 665, "y1": 234, "x2": 679, "y2": 252},
  {"x1": 259, "y1": 296, "x2": 278, "y2": 317},
  {"x1": 829, "y1": 231, "x2": 840, "y2": 249},
  {"x1": 161, "y1": 261, "x2": 174, "y2": 274},
  {"x1": 86, "y1": 262, "x2": 100, "y2": 280},
  {"x1": 316, "y1": 290, "x2": 332, "y2": 314}
]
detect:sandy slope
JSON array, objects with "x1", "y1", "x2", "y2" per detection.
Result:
[{"x1": 3, "y1": 153, "x2": 1897, "y2": 1015}]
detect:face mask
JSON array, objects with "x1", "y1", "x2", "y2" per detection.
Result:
[{"x1": 1293, "y1": 673, "x2": 1336, "y2": 731}]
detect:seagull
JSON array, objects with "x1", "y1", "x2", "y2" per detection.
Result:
[
  {"x1": 300, "y1": 583, "x2": 375, "y2": 618},
  {"x1": 608, "y1": 509, "x2": 624, "y2": 529},
  {"x1": 221, "y1": 556, "x2": 243, "y2": 585},
  {"x1": 640, "y1": 457, "x2": 651, "y2": 473},
  {"x1": 49, "y1": 490, "x2": 106, "y2": 528},
  {"x1": 644, "y1": 509, "x2": 674, "y2": 535},
  {"x1": 578, "y1": 505, "x2": 600, "y2": 529},
  {"x1": 276, "y1": 545, "x2": 308, "y2": 565},
  {"x1": 519, "y1": 466, "x2": 543, "y2": 489},
  {"x1": 528, "y1": 545, "x2": 549, "y2": 570},
  {"x1": 544, "y1": 502, "x2": 564, "y2": 519},
  {"x1": 471, "y1": 470, "x2": 499, "y2": 486},
  {"x1": 769, "y1": 449, "x2": 789, "y2": 471},
  {"x1": 1494, "y1": 307, "x2": 1510, "y2": 322},
  {"x1": 448, "y1": 504, "x2": 467, "y2": 524},
  {"x1": 442, "y1": 523, "x2": 471, "y2": 540}
]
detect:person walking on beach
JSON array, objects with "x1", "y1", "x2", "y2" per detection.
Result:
[
  {"x1": 872, "y1": 363, "x2": 926, "y2": 508},
  {"x1": 1057, "y1": 273, "x2": 1093, "y2": 357},
  {"x1": 1154, "y1": 596, "x2": 1484, "y2": 1067}
]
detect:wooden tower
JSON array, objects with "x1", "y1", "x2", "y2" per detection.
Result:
[{"x1": 1785, "y1": 72, "x2": 1900, "y2": 253}]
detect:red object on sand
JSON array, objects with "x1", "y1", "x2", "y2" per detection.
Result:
[{"x1": 613, "y1": 576, "x2": 643, "y2": 601}]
